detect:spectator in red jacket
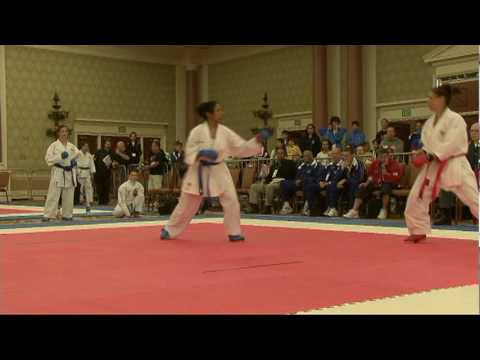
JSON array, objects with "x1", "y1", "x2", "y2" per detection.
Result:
[{"x1": 343, "y1": 146, "x2": 403, "y2": 220}]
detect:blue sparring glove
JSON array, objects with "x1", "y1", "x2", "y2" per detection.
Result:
[
  {"x1": 61, "y1": 151, "x2": 69, "y2": 159},
  {"x1": 70, "y1": 159, "x2": 77, "y2": 168},
  {"x1": 198, "y1": 149, "x2": 219, "y2": 162},
  {"x1": 256, "y1": 128, "x2": 274, "y2": 142}
]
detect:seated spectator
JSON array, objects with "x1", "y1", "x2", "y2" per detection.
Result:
[
  {"x1": 279, "y1": 150, "x2": 321, "y2": 216},
  {"x1": 380, "y1": 125, "x2": 404, "y2": 154},
  {"x1": 375, "y1": 118, "x2": 390, "y2": 145},
  {"x1": 270, "y1": 139, "x2": 284, "y2": 160},
  {"x1": 409, "y1": 120, "x2": 424, "y2": 151},
  {"x1": 343, "y1": 146, "x2": 403, "y2": 220},
  {"x1": 344, "y1": 121, "x2": 367, "y2": 148},
  {"x1": 321, "y1": 116, "x2": 347, "y2": 149},
  {"x1": 356, "y1": 143, "x2": 374, "y2": 167},
  {"x1": 299, "y1": 124, "x2": 321, "y2": 157},
  {"x1": 248, "y1": 147, "x2": 296, "y2": 214},
  {"x1": 286, "y1": 137, "x2": 302, "y2": 161},
  {"x1": 304, "y1": 147, "x2": 346, "y2": 217},
  {"x1": 323, "y1": 147, "x2": 348, "y2": 217},
  {"x1": 342, "y1": 145, "x2": 367, "y2": 209},
  {"x1": 316, "y1": 139, "x2": 331, "y2": 166},
  {"x1": 113, "y1": 169, "x2": 145, "y2": 218}
]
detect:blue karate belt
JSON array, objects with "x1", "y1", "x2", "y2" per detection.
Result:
[
  {"x1": 198, "y1": 160, "x2": 221, "y2": 198},
  {"x1": 54, "y1": 163, "x2": 77, "y2": 187}
]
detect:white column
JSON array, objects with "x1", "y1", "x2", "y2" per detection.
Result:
[
  {"x1": 0, "y1": 45, "x2": 8, "y2": 168},
  {"x1": 198, "y1": 64, "x2": 209, "y2": 102},
  {"x1": 362, "y1": 45, "x2": 377, "y2": 144},
  {"x1": 175, "y1": 65, "x2": 187, "y2": 143}
]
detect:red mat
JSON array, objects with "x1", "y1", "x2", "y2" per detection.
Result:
[
  {"x1": 0, "y1": 223, "x2": 477, "y2": 314},
  {"x1": 0, "y1": 208, "x2": 39, "y2": 215}
]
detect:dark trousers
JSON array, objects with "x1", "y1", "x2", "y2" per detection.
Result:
[
  {"x1": 346, "y1": 181, "x2": 361, "y2": 208},
  {"x1": 281, "y1": 179, "x2": 318, "y2": 202},
  {"x1": 438, "y1": 190, "x2": 455, "y2": 209},
  {"x1": 326, "y1": 182, "x2": 345, "y2": 208},
  {"x1": 95, "y1": 173, "x2": 111, "y2": 205},
  {"x1": 355, "y1": 182, "x2": 396, "y2": 200},
  {"x1": 304, "y1": 183, "x2": 326, "y2": 212}
]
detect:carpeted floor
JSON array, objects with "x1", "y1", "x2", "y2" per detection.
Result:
[{"x1": 1, "y1": 223, "x2": 476, "y2": 314}]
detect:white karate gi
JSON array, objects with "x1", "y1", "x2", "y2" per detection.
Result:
[
  {"x1": 405, "y1": 108, "x2": 478, "y2": 237},
  {"x1": 43, "y1": 140, "x2": 81, "y2": 219},
  {"x1": 165, "y1": 122, "x2": 262, "y2": 238},
  {"x1": 77, "y1": 151, "x2": 96, "y2": 207},
  {"x1": 113, "y1": 180, "x2": 145, "y2": 218}
]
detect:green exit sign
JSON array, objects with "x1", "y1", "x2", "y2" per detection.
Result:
[{"x1": 401, "y1": 108, "x2": 412, "y2": 117}]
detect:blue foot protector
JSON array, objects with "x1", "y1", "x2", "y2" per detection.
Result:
[{"x1": 228, "y1": 234, "x2": 245, "y2": 242}]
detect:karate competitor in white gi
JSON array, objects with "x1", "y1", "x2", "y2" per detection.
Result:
[
  {"x1": 43, "y1": 125, "x2": 81, "y2": 221},
  {"x1": 160, "y1": 101, "x2": 273, "y2": 242},
  {"x1": 77, "y1": 142, "x2": 96, "y2": 215},
  {"x1": 405, "y1": 84, "x2": 479, "y2": 243},
  {"x1": 113, "y1": 169, "x2": 145, "y2": 218}
]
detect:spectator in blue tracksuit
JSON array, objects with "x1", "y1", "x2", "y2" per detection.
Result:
[
  {"x1": 345, "y1": 121, "x2": 367, "y2": 148},
  {"x1": 320, "y1": 116, "x2": 347, "y2": 150},
  {"x1": 323, "y1": 147, "x2": 348, "y2": 217},
  {"x1": 341, "y1": 145, "x2": 367, "y2": 208},
  {"x1": 304, "y1": 147, "x2": 346, "y2": 217},
  {"x1": 409, "y1": 120, "x2": 424, "y2": 151},
  {"x1": 279, "y1": 150, "x2": 321, "y2": 215}
]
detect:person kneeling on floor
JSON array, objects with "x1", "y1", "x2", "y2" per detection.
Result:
[
  {"x1": 344, "y1": 146, "x2": 402, "y2": 220},
  {"x1": 279, "y1": 150, "x2": 321, "y2": 216},
  {"x1": 113, "y1": 169, "x2": 145, "y2": 218}
]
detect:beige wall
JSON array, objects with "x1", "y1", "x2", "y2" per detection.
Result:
[
  {"x1": 5, "y1": 45, "x2": 176, "y2": 169},
  {"x1": 208, "y1": 46, "x2": 313, "y2": 139},
  {"x1": 376, "y1": 45, "x2": 438, "y2": 104}
]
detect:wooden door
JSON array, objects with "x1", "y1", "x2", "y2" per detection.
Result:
[{"x1": 449, "y1": 81, "x2": 478, "y2": 114}]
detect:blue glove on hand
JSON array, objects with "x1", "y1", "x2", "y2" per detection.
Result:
[
  {"x1": 256, "y1": 128, "x2": 274, "y2": 141},
  {"x1": 61, "y1": 151, "x2": 69, "y2": 159},
  {"x1": 70, "y1": 159, "x2": 77, "y2": 168},
  {"x1": 198, "y1": 149, "x2": 219, "y2": 162}
]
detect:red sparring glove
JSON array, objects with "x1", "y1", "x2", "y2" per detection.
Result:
[{"x1": 412, "y1": 151, "x2": 429, "y2": 168}]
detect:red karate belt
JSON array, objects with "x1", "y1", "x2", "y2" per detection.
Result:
[{"x1": 418, "y1": 153, "x2": 467, "y2": 200}]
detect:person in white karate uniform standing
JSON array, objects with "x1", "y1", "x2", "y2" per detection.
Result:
[
  {"x1": 77, "y1": 142, "x2": 96, "y2": 215},
  {"x1": 160, "y1": 101, "x2": 273, "y2": 242},
  {"x1": 405, "y1": 84, "x2": 479, "y2": 243},
  {"x1": 43, "y1": 125, "x2": 81, "y2": 221}
]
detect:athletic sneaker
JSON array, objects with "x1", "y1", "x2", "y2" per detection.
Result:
[
  {"x1": 86, "y1": 207, "x2": 91, "y2": 216},
  {"x1": 327, "y1": 208, "x2": 338, "y2": 217},
  {"x1": 323, "y1": 207, "x2": 331, "y2": 216},
  {"x1": 343, "y1": 209, "x2": 359, "y2": 219},
  {"x1": 280, "y1": 202, "x2": 293, "y2": 215},
  {"x1": 377, "y1": 208, "x2": 388, "y2": 220}
]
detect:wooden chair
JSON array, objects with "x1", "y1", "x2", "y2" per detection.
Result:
[{"x1": 0, "y1": 171, "x2": 11, "y2": 203}]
